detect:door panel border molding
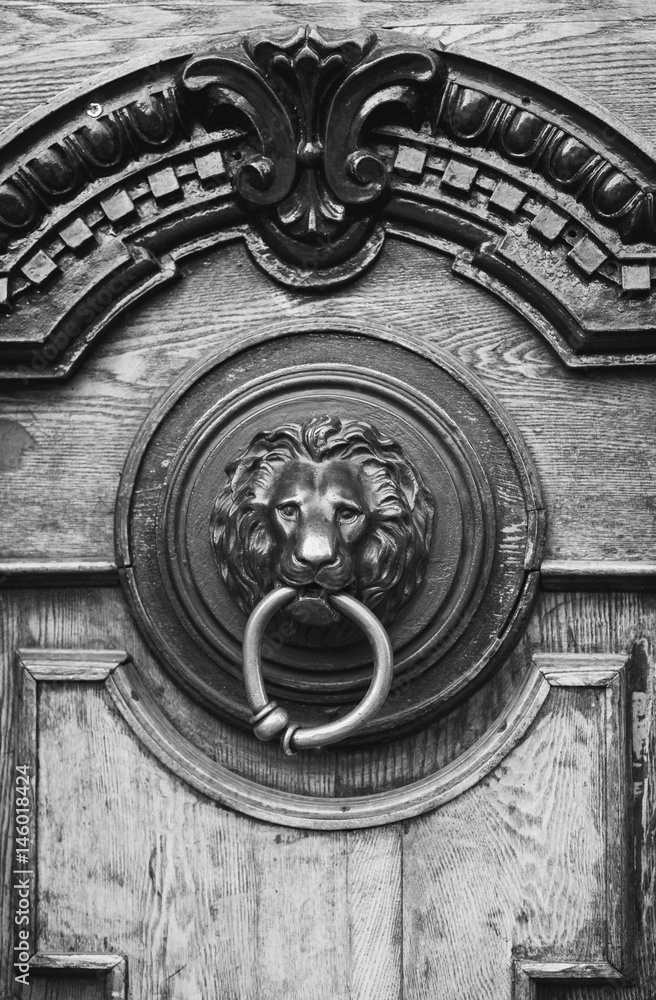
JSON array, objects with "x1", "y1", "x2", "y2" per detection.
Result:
[
  {"x1": 532, "y1": 654, "x2": 634, "y2": 975},
  {"x1": 17, "y1": 647, "x2": 635, "y2": 988},
  {"x1": 513, "y1": 960, "x2": 628, "y2": 1000},
  {"x1": 17, "y1": 649, "x2": 130, "y2": 959},
  {"x1": 28, "y1": 953, "x2": 127, "y2": 1000}
]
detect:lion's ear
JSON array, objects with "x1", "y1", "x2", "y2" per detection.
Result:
[
  {"x1": 395, "y1": 461, "x2": 420, "y2": 510},
  {"x1": 227, "y1": 433, "x2": 287, "y2": 494},
  {"x1": 230, "y1": 452, "x2": 268, "y2": 494},
  {"x1": 230, "y1": 460, "x2": 253, "y2": 495}
]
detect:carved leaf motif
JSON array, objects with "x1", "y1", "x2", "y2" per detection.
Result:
[
  {"x1": 180, "y1": 27, "x2": 447, "y2": 274},
  {"x1": 182, "y1": 54, "x2": 296, "y2": 206},
  {"x1": 324, "y1": 47, "x2": 445, "y2": 205}
]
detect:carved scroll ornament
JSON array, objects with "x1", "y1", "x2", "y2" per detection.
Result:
[{"x1": 181, "y1": 26, "x2": 445, "y2": 273}]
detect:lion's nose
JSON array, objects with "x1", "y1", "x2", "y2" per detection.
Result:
[{"x1": 296, "y1": 527, "x2": 336, "y2": 569}]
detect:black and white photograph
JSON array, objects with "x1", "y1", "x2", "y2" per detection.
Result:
[{"x1": 1, "y1": 2, "x2": 655, "y2": 997}]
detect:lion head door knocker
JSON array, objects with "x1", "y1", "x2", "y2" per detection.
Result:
[
  {"x1": 118, "y1": 326, "x2": 543, "y2": 757},
  {"x1": 211, "y1": 415, "x2": 434, "y2": 751}
]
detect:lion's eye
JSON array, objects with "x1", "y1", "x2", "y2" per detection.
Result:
[
  {"x1": 337, "y1": 506, "x2": 361, "y2": 523},
  {"x1": 277, "y1": 503, "x2": 299, "y2": 519}
]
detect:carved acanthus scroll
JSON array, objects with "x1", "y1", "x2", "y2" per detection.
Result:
[{"x1": 181, "y1": 26, "x2": 445, "y2": 273}]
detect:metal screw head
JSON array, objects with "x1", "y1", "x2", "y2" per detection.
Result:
[{"x1": 86, "y1": 103, "x2": 103, "y2": 118}]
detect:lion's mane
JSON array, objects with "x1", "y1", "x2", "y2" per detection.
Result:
[{"x1": 210, "y1": 415, "x2": 434, "y2": 629}]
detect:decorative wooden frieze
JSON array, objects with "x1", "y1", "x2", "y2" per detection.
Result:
[
  {"x1": 2, "y1": 26, "x2": 656, "y2": 378},
  {"x1": 440, "y1": 80, "x2": 650, "y2": 245},
  {"x1": 0, "y1": 88, "x2": 184, "y2": 231}
]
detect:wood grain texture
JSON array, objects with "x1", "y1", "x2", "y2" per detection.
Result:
[
  {"x1": 2, "y1": 9, "x2": 656, "y2": 137},
  {"x1": 514, "y1": 961, "x2": 627, "y2": 1000},
  {"x1": 0, "y1": 6, "x2": 654, "y2": 998},
  {"x1": 0, "y1": 562, "x2": 119, "y2": 587},
  {"x1": 15, "y1": 664, "x2": 37, "y2": 958},
  {"x1": 27, "y1": 954, "x2": 126, "y2": 1000},
  {"x1": 541, "y1": 562, "x2": 656, "y2": 592},
  {"x1": 7, "y1": 640, "x2": 630, "y2": 839},
  {"x1": 536, "y1": 645, "x2": 656, "y2": 1000},
  {"x1": 0, "y1": 593, "x2": 16, "y2": 1000},
  {"x1": 2, "y1": 587, "x2": 652, "y2": 997},
  {"x1": 1, "y1": 589, "x2": 656, "y2": 991},
  {"x1": 347, "y1": 826, "x2": 402, "y2": 1000},
  {"x1": 24, "y1": 974, "x2": 105, "y2": 1000},
  {"x1": 2, "y1": 588, "x2": 535, "y2": 818},
  {"x1": 0, "y1": 240, "x2": 655, "y2": 564},
  {"x1": 403, "y1": 689, "x2": 608, "y2": 1000},
  {"x1": 0, "y1": 8, "x2": 655, "y2": 560},
  {"x1": 1, "y1": 26, "x2": 653, "y2": 370},
  {"x1": 30, "y1": 678, "x2": 619, "y2": 998},
  {"x1": 35, "y1": 680, "x2": 394, "y2": 999},
  {"x1": 104, "y1": 653, "x2": 550, "y2": 826}
]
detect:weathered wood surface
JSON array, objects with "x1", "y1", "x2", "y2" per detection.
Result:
[
  {"x1": 539, "y1": 661, "x2": 655, "y2": 1000},
  {"x1": 4, "y1": 5, "x2": 656, "y2": 138},
  {"x1": 33, "y1": 671, "x2": 402, "y2": 999},
  {"x1": 3, "y1": 586, "x2": 650, "y2": 800},
  {"x1": 1, "y1": 240, "x2": 655, "y2": 564},
  {"x1": 25, "y1": 975, "x2": 105, "y2": 1000},
  {"x1": 0, "y1": 595, "x2": 16, "y2": 1000},
  {"x1": 403, "y1": 688, "x2": 607, "y2": 998},
  {"x1": 1, "y1": 6, "x2": 655, "y2": 557},
  {"x1": 1, "y1": 587, "x2": 654, "y2": 998},
  {"x1": 0, "y1": 5, "x2": 655, "y2": 1000},
  {"x1": 28, "y1": 669, "x2": 607, "y2": 997},
  {"x1": 25, "y1": 954, "x2": 125, "y2": 1000}
]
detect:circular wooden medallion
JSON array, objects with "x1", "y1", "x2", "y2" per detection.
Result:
[{"x1": 117, "y1": 323, "x2": 543, "y2": 743}]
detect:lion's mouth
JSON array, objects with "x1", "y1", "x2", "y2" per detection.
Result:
[
  {"x1": 279, "y1": 574, "x2": 345, "y2": 596},
  {"x1": 285, "y1": 584, "x2": 343, "y2": 626}
]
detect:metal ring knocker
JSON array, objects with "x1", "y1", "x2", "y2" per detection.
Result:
[{"x1": 243, "y1": 586, "x2": 394, "y2": 754}]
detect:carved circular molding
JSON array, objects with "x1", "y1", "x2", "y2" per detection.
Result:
[{"x1": 117, "y1": 321, "x2": 544, "y2": 749}]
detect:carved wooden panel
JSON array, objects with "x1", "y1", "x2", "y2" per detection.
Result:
[
  {"x1": 1, "y1": 11, "x2": 655, "y2": 1000},
  {"x1": 14, "y1": 636, "x2": 635, "y2": 996},
  {"x1": 2, "y1": 26, "x2": 656, "y2": 381}
]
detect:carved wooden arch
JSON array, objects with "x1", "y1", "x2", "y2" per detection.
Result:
[{"x1": 2, "y1": 24, "x2": 656, "y2": 381}]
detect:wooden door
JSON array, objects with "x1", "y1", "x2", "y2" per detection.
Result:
[{"x1": 1, "y1": 6, "x2": 655, "y2": 1000}]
